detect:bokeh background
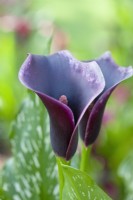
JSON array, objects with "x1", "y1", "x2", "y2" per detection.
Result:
[{"x1": 0, "y1": 0, "x2": 133, "y2": 199}]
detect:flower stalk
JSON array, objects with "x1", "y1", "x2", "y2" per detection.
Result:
[
  {"x1": 56, "y1": 157, "x2": 70, "y2": 200},
  {"x1": 80, "y1": 143, "x2": 91, "y2": 173}
]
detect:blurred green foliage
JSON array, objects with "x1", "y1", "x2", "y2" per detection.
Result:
[{"x1": 0, "y1": 0, "x2": 133, "y2": 199}]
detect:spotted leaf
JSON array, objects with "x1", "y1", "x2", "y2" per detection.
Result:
[
  {"x1": 61, "y1": 165, "x2": 112, "y2": 200},
  {"x1": 1, "y1": 91, "x2": 58, "y2": 200}
]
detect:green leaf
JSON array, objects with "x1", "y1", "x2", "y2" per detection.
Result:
[
  {"x1": 61, "y1": 165, "x2": 112, "y2": 200},
  {"x1": 0, "y1": 187, "x2": 6, "y2": 200},
  {"x1": 1, "y1": 91, "x2": 58, "y2": 200},
  {"x1": 1, "y1": 158, "x2": 16, "y2": 199},
  {"x1": 118, "y1": 150, "x2": 133, "y2": 199}
]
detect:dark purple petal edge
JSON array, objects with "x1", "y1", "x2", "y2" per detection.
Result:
[
  {"x1": 84, "y1": 87, "x2": 114, "y2": 146},
  {"x1": 65, "y1": 62, "x2": 105, "y2": 159},
  {"x1": 84, "y1": 66, "x2": 133, "y2": 146},
  {"x1": 37, "y1": 92, "x2": 77, "y2": 159}
]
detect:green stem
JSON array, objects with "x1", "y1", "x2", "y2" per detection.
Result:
[
  {"x1": 56, "y1": 157, "x2": 70, "y2": 200},
  {"x1": 80, "y1": 143, "x2": 91, "y2": 173}
]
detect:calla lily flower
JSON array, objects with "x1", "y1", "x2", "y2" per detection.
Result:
[
  {"x1": 80, "y1": 52, "x2": 133, "y2": 146},
  {"x1": 19, "y1": 50, "x2": 133, "y2": 160},
  {"x1": 19, "y1": 50, "x2": 105, "y2": 160}
]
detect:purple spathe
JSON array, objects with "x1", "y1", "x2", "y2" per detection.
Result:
[
  {"x1": 19, "y1": 50, "x2": 105, "y2": 160},
  {"x1": 80, "y1": 52, "x2": 133, "y2": 146},
  {"x1": 19, "y1": 50, "x2": 133, "y2": 159}
]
